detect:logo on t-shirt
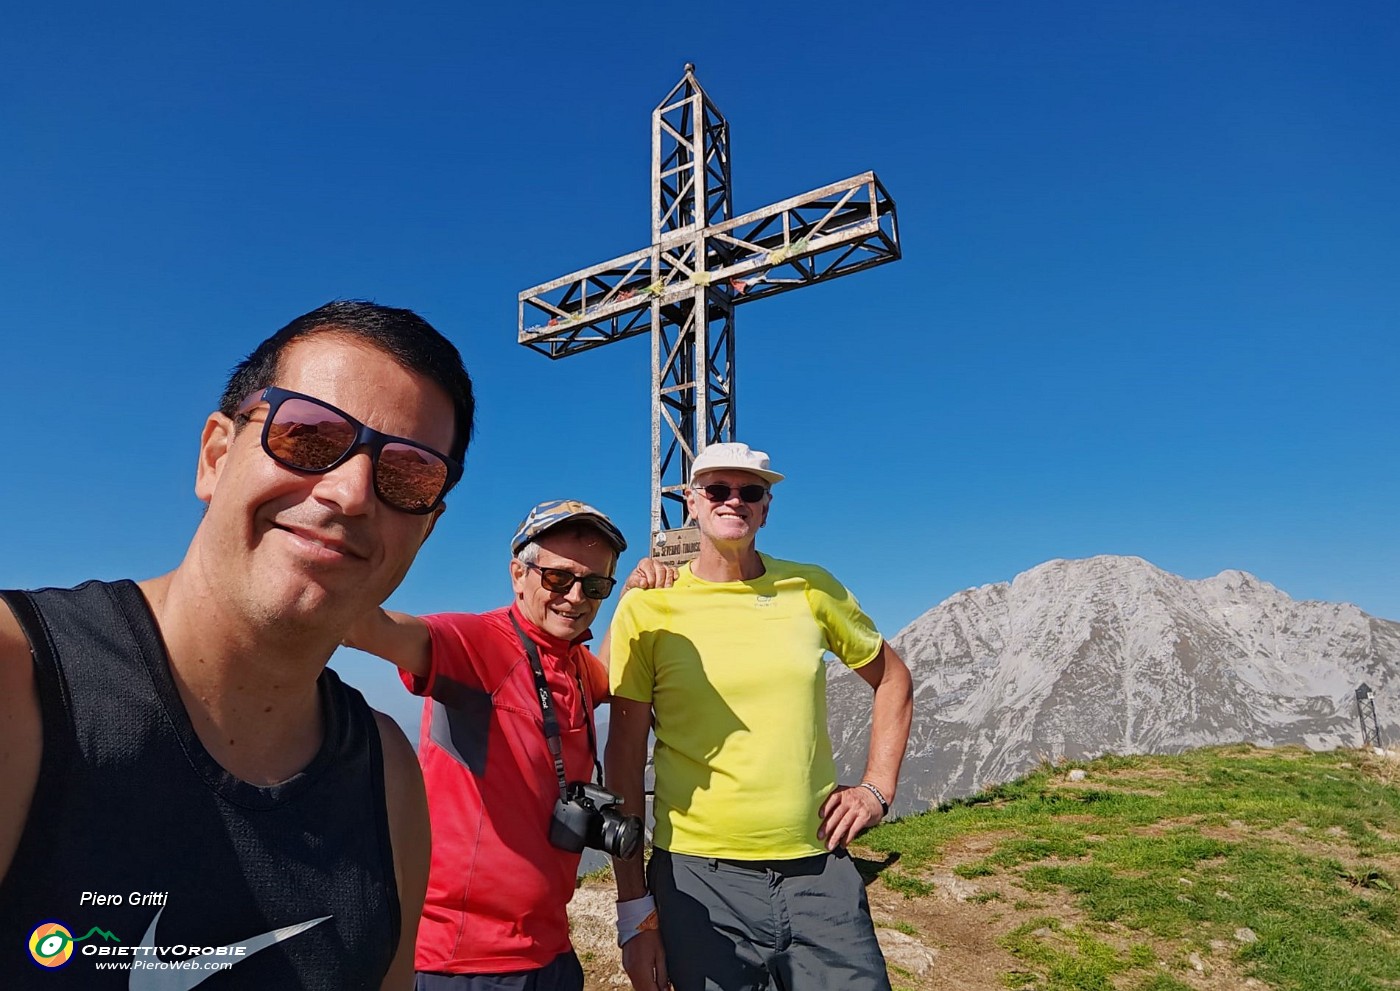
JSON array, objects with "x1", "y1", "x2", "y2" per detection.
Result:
[
  {"x1": 755, "y1": 594, "x2": 776, "y2": 608},
  {"x1": 127, "y1": 907, "x2": 330, "y2": 990}
]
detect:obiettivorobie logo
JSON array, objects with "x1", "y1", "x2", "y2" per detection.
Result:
[
  {"x1": 28, "y1": 920, "x2": 120, "y2": 968},
  {"x1": 26, "y1": 908, "x2": 330, "y2": 988}
]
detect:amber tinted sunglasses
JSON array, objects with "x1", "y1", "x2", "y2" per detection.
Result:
[
  {"x1": 524, "y1": 562, "x2": 618, "y2": 600},
  {"x1": 236, "y1": 386, "x2": 461, "y2": 514}
]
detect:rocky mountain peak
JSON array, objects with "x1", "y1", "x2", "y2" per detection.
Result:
[{"x1": 828, "y1": 555, "x2": 1400, "y2": 814}]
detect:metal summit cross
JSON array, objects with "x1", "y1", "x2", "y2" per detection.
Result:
[{"x1": 518, "y1": 64, "x2": 900, "y2": 562}]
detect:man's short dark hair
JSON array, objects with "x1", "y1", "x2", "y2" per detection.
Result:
[{"x1": 220, "y1": 301, "x2": 476, "y2": 474}]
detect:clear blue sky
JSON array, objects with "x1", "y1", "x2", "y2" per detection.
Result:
[{"x1": 3, "y1": 2, "x2": 1397, "y2": 734}]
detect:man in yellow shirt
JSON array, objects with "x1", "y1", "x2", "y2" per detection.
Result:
[{"x1": 607, "y1": 443, "x2": 914, "y2": 991}]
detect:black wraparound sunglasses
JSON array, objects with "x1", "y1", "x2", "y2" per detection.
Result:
[
  {"x1": 693, "y1": 482, "x2": 769, "y2": 503},
  {"x1": 236, "y1": 386, "x2": 462, "y2": 515}
]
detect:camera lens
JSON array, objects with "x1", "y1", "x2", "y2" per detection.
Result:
[{"x1": 602, "y1": 809, "x2": 643, "y2": 860}]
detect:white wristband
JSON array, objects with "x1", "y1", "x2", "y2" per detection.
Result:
[{"x1": 616, "y1": 894, "x2": 658, "y2": 947}]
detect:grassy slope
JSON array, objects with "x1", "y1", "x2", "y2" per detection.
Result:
[{"x1": 859, "y1": 745, "x2": 1400, "y2": 991}]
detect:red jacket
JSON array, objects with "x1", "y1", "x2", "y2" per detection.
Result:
[{"x1": 404, "y1": 604, "x2": 607, "y2": 973}]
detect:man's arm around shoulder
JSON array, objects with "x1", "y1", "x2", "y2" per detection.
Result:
[
  {"x1": 373, "y1": 711, "x2": 430, "y2": 991},
  {"x1": 596, "y1": 557, "x2": 678, "y2": 681},
  {"x1": 0, "y1": 598, "x2": 42, "y2": 883},
  {"x1": 344, "y1": 609, "x2": 432, "y2": 680}
]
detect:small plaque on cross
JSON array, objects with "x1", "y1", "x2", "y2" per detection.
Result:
[{"x1": 651, "y1": 526, "x2": 702, "y2": 568}]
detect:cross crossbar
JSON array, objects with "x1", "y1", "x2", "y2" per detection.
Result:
[{"x1": 519, "y1": 172, "x2": 897, "y2": 357}]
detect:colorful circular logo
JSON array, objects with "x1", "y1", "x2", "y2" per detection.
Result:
[{"x1": 28, "y1": 921, "x2": 74, "y2": 968}]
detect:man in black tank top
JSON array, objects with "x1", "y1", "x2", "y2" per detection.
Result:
[{"x1": 0, "y1": 301, "x2": 476, "y2": 990}]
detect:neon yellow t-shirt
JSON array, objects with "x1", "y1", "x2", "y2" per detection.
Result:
[{"x1": 609, "y1": 554, "x2": 883, "y2": 859}]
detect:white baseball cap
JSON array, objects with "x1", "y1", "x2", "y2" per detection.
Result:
[{"x1": 689, "y1": 442, "x2": 784, "y2": 485}]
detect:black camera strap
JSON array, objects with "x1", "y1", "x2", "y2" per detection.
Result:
[{"x1": 509, "y1": 613, "x2": 604, "y2": 798}]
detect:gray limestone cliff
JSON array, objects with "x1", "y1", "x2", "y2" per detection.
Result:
[{"x1": 828, "y1": 555, "x2": 1400, "y2": 815}]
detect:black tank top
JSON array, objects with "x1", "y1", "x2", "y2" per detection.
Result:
[{"x1": 0, "y1": 580, "x2": 399, "y2": 989}]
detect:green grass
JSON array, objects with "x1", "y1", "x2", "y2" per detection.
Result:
[
  {"x1": 877, "y1": 919, "x2": 921, "y2": 936},
  {"x1": 1130, "y1": 976, "x2": 1194, "y2": 991},
  {"x1": 883, "y1": 870, "x2": 936, "y2": 898},
  {"x1": 999, "y1": 917, "x2": 1155, "y2": 991},
  {"x1": 576, "y1": 862, "x2": 613, "y2": 885},
  {"x1": 860, "y1": 746, "x2": 1400, "y2": 991}
]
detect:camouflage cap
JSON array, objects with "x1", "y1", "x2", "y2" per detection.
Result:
[{"x1": 510, "y1": 499, "x2": 628, "y2": 556}]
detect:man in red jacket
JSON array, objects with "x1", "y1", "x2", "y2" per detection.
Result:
[{"x1": 345, "y1": 499, "x2": 636, "y2": 991}]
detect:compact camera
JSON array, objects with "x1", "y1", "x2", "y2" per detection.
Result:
[{"x1": 548, "y1": 782, "x2": 643, "y2": 860}]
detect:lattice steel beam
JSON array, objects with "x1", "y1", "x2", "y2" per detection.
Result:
[{"x1": 517, "y1": 65, "x2": 900, "y2": 556}]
